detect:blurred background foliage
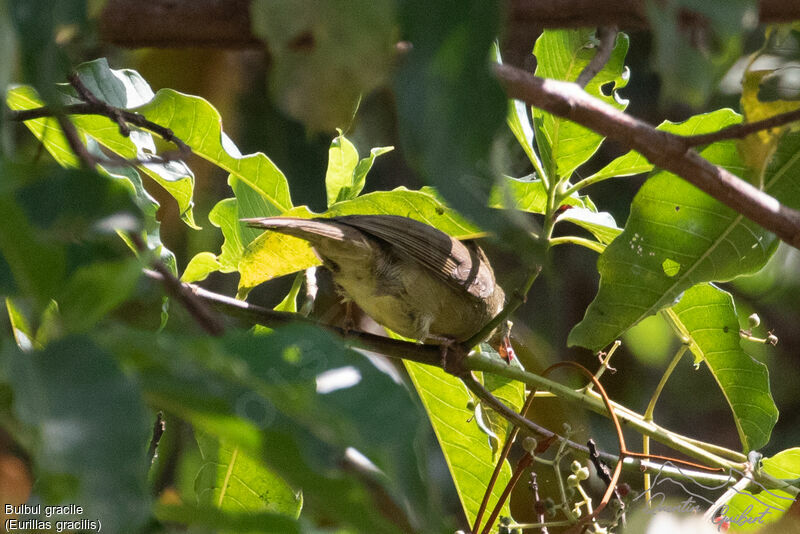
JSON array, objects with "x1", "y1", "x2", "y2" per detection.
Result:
[{"x1": 2, "y1": 1, "x2": 800, "y2": 532}]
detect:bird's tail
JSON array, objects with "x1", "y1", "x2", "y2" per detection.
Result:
[{"x1": 242, "y1": 217, "x2": 370, "y2": 255}]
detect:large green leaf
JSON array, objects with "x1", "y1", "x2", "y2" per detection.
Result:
[
  {"x1": 134, "y1": 89, "x2": 293, "y2": 212},
  {"x1": 717, "y1": 448, "x2": 800, "y2": 531},
  {"x1": 568, "y1": 110, "x2": 800, "y2": 351},
  {"x1": 2, "y1": 336, "x2": 151, "y2": 532},
  {"x1": 404, "y1": 362, "x2": 512, "y2": 530},
  {"x1": 669, "y1": 284, "x2": 778, "y2": 452},
  {"x1": 195, "y1": 433, "x2": 302, "y2": 517},
  {"x1": 6, "y1": 59, "x2": 198, "y2": 229},
  {"x1": 533, "y1": 29, "x2": 630, "y2": 181},
  {"x1": 393, "y1": 0, "x2": 539, "y2": 257},
  {"x1": 105, "y1": 325, "x2": 441, "y2": 532}
]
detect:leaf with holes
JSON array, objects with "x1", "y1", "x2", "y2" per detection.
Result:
[
  {"x1": 567, "y1": 110, "x2": 800, "y2": 351},
  {"x1": 668, "y1": 284, "x2": 778, "y2": 451},
  {"x1": 533, "y1": 29, "x2": 630, "y2": 181}
]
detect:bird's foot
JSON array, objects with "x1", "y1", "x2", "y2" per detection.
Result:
[{"x1": 435, "y1": 338, "x2": 469, "y2": 376}]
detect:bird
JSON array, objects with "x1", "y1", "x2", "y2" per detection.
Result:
[{"x1": 243, "y1": 215, "x2": 512, "y2": 357}]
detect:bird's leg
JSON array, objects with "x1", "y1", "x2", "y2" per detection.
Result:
[
  {"x1": 427, "y1": 335, "x2": 469, "y2": 376},
  {"x1": 342, "y1": 300, "x2": 355, "y2": 335}
]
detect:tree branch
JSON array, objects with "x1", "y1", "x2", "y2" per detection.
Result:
[
  {"x1": 142, "y1": 271, "x2": 749, "y2": 487},
  {"x1": 493, "y1": 63, "x2": 800, "y2": 250},
  {"x1": 97, "y1": 0, "x2": 800, "y2": 48}
]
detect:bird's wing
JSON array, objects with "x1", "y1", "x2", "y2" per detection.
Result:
[{"x1": 333, "y1": 215, "x2": 497, "y2": 299}]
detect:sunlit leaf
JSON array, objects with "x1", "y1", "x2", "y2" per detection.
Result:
[
  {"x1": 533, "y1": 29, "x2": 630, "y2": 180},
  {"x1": 668, "y1": 284, "x2": 778, "y2": 451},
  {"x1": 568, "y1": 110, "x2": 799, "y2": 351},
  {"x1": 719, "y1": 448, "x2": 800, "y2": 531}
]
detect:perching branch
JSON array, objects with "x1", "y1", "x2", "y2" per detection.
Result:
[
  {"x1": 143, "y1": 271, "x2": 757, "y2": 489},
  {"x1": 493, "y1": 63, "x2": 800, "y2": 250}
]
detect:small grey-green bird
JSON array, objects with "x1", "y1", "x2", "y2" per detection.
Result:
[{"x1": 244, "y1": 215, "x2": 511, "y2": 355}]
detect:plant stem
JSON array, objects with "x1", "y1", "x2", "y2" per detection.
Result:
[
  {"x1": 466, "y1": 353, "x2": 745, "y2": 471},
  {"x1": 549, "y1": 235, "x2": 606, "y2": 253},
  {"x1": 642, "y1": 344, "x2": 689, "y2": 504}
]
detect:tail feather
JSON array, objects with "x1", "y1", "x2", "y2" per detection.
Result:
[{"x1": 242, "y1": 217, "x2": 371, "y2": 261}]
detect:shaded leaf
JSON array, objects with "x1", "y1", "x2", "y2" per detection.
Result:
[
  {"x1": 668, "y1": 284, "x2": 778, "y2": 451},
  {"x1": 135, "y1": 89, "x2": 292, "y2": 212},
  {"x1": 195, "y1": 433, "x2": 302, "y2": 517},
  {"x1": 2, "y1": 336, "x2": 151, "y2": 532},
  {"x1": 251, "y1": 0, "x2": 396, "y2": 131}
]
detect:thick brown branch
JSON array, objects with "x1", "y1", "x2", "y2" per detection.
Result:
[
  {"x1": 98, "y1": 0, "x2": 800, "y2": 48},
  {"x1": 494, "y1": 64, "x2": 800, "y2": 250}
]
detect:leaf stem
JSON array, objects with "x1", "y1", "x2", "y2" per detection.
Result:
[
  {"x1": 549, "y1": 235, "x2": 606, "y2": 253},
  {"x1": 642, "y1": 343, "x2": 689, "y2": 503}
]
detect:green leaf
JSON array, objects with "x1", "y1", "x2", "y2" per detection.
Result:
[
  {"x1": 155, "y1": 503, "x2": 301, "y2": 534},
  {"x1": 2, "y1": 336, "x2": 151, "y2": 531},
  {"x1": 489, "y1": 176, "x2": 589, "y2": 214},
  {"x1": 5, "y1": 297, "x2": 39, "y2": 352},
  {"x1": 668, "y1": 284, "x2": 778, "y2": 451},
  {"x1": 182, "y1": 252, "x2": 221, "y2": 284},
  {"x1": 404, "y1": 362, "x2": 512, "y2": 529},
  {"x1": 0, "y1": 194, "x2": 65, "y2": 307},
  {"x1": 533, "y1": 29, "x2": 630, "y2": 180},
  {"x1": 555, "y1": 207, "x2": 621, "y2": 244},
  {"x1": 324, "y1": 132, "x2": 392, "y2": 207},
  {"x1": 195, "y1": 433, "x2": 302, "y2": 517},
  {"x1": 56, "y1": 259, "x2": 141, "y2": 333},
  {"x1": 134, "y1": 88, "x2": 293, "y2": 212},
  {"x1": 568, "y1": 110, "x2": 799, "y2": 351},
  {"x1": 250, "y1": 0, "x2": 396, "y2": 131},
  {"x1": 325, "y1": 131, "x2": 359, "y2": 207},
  {"x1": 719, "y1": 448, "x2": 800, "y2": 531}
]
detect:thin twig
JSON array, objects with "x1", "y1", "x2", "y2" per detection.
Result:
[
  {"x1": 147, "y1": 411, "x2": 166, "y2": 464},
  {"x1": 588, "y1": 438, "x2": 626, "y2": 523},
  {"x1": 529, "y1": 472, "x2": 549, "y2": 534},
  {"x1": 480, "y1": 452, "x2": 534, "y2": 534},
  {"x1": 681, "y1": 107, "x2": 800, "y2": 147},
  {"x1": 472, "y1": 389, "x2": 539, "y2": 533},
  {"x1": 493, "y1": 64, "x2": 800, "y2": 250},
  {"x1": 576, "y1": 26, "x2": 618, "y2": 88},
  {"x1": 8, "y1": 102, "x2": 192, "y2": 156},
  {"x1": 135, "y1": 246, "x2": 225, "y2": 337}
]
